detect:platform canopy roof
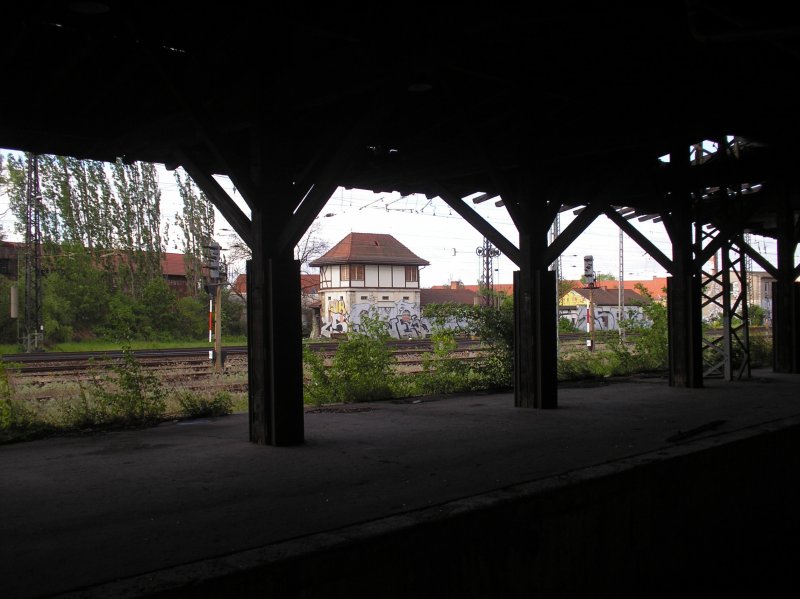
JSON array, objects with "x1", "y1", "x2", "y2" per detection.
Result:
[{"x1": 2, "y1": 3, "x2": 799, "y2": 237}]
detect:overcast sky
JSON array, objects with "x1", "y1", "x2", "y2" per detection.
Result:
[{"x1": 1, "y1": 153, "x2": 785, "y2": 288}]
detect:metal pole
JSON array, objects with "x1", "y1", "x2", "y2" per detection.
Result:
[
  {"x1": 618, "y1": 229, "x2": 624, "y2": 336},
  {"x1": 208, "y1": 295, "x2": 214, "y2": 344},
  {"x1": 588, "y1": 286, "x2": 595, "y2": 352},
  {"x1": 214, "y1": 282, "x2": 223, "y2": 372}
]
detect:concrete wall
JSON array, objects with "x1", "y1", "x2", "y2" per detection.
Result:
[{"x1": 81, "y1": 419, "x2": 800, "y2": 598}]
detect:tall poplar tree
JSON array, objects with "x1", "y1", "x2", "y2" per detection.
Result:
[
  {"x1": 110, "y1": 160, "x2": 164, "y2": 298},
  {"x1": 174, "y1": 170, "x2": 214, "y2": 296}
]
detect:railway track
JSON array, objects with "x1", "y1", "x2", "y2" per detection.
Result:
[{"x1": 1, "y1": 327, "x2": 770, "y2": 377}]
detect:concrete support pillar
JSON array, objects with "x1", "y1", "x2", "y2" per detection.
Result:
[
  {"x1": 773, "y1": 195, "x2": 800, "y2": 373},
  {"x1": 247, "y1": 210, "x2": 305, "y2": 446},
  {"x1": 514, "y1": 232, "x2": 558, "y2": 408}
]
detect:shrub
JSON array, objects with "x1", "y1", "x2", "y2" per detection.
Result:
[
  {"x1": 303, "y1": 308, "x2": 396, "y2": 403},
  {"x1": 176, "y1": 390, "x2": 233, "y2": 418},
  {"x1": 616, "y1": 286, "x2": 668, "y2": 372},
  {"x1": 60, "y1": 387, "x2": 109, "y2": 429},
  {"x1": 0, "y1": 361, "x2": 40, "y2": 438},
  {"x1": 303, "y1": 344, "x2": 334, "y2": 405},
  {"x1": 418, "y1": 328, "x2": 472, "y2": 395},
  {"x1": 86, "y1": 347, "x2": 166, "y2": 425}
]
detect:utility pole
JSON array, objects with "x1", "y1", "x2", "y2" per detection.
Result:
[
  {"x1": 214, "y1": 281, "x2": 223, "y2": 372},
  {"x1": 618, "y1": 229, "x2": 624, "y2": 338},
  {"x1": 551, "y1": 212, "x2": 562, "y2": 353}
]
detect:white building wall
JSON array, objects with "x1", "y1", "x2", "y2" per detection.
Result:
[
  {"x1": 392, "y1": 265, "x2": 406, "y2": 288},
  {"x1": 320, "y1": 287, "x2": 432, "y2": 338},
  {"x1": 379, "y1": 265, "x2": 393, "y2": 287},
  {"x1": 365, "y1": 265, "x2": 379, "y2": 287},
  {"x1": 318, "y1": 265, "x2": 333, "y2": 288}
]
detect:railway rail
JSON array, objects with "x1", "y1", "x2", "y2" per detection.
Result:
[{"x1": 1, "y1": 327, "x2": 769, "y2": 375}]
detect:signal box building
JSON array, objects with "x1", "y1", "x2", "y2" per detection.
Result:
[{"x1": 309, "y1": 233, "x2": 430, "y2": 338}]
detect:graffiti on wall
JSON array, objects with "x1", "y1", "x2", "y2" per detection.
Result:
[
  {"x1": 323, "y1": 298, "x2": 350, "y2": 334},
  {"x1": 564, "y1": 305, "x2": 646, "y2": 332},
  {"x1": 321, "y1": 298, "x2": 469, "y2": 339}
]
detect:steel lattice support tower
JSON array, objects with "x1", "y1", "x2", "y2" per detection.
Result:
[
  {"x1": 476, "y1": 237, "x2": 500, "y2": 306},
  {"x1": 23, "y1": 154, "x2": 43, "y2": 352},
  {"x1": 696, "y1": 224, "x2": 751, "y2": 380}
]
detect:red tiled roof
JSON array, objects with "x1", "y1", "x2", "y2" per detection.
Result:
[
  {"x1": 309, "y1": 233, "x2": 429, "y2": 266},
  {"x1": 563, "y1": 278, "x2": 668, "y2": 300},
  {"x1": 229, "y1": 273, "x2": 320, "y2": 296},
  {"x1": 301, "y1": 274, "x2": 320, "y2": 294},
  {"x1": 420, "y1": 288, "x2": 478, "y2": 306},
  {"x1": 621, "y1": 278, "x2": 668, "y2": 300},
  {"x1": 232, "y1": 273, "x2": 247, "y2": 294},
  {"x1": 160, "y1": 252, "x2": 187, "y2": 277},
  {"x1": 462, "y1": 283, "x2": 514, "y2": 296},
  {"x1": 569, "y1": 287, "x2": 649, "y2": 305}
]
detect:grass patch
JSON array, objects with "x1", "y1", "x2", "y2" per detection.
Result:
[{"x1": 0, "y1": 336, "x2": 248, "y2": 355}]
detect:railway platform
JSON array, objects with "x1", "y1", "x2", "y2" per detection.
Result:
[{"x1": 2, "y1": 368, "x2": 800, "y2": 598}]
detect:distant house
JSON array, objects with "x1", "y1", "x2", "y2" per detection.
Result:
[
  {"x1": 310, "y1": 232, "x2": 430, "y2": 338},
  {"x1": 232, "y1": 273, "x2": 247, "y2": 297},
  {"x1": 420, "y1": 283, "x2": 479, "y2": 307},
  {"x1": 425, "y1": 280, "x2": 512, "y2": 307},
  {"x1": 160, "y1": 252, "x2": 191, "y2": 296},
  {"x1": 0, "y1": 241, "x2": 198, "y2": 297},
  {"x1": 0, "y1": 241, "x2": 20, "y2": 278},
  {"x1": 228, "y1": 271, "x2": 325, "y2": 337}
]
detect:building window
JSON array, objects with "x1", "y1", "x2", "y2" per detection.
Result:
[
  {"x1": 382, "y1": 296, "x2": 389, "y2": 300},
  {"x1": 403, "y1": 296, "x2": 409, "y2": 301},
  {"x1": 361, "y1": 296, "x2": 368, "y2": 300},
  {"x1": 0, "y1": 259, "x2": 9, "y2": 274},
  {"x1": 340, "y1": 264, "x2": 364, "y2": 281},
  {"x1": 405, "y1": 266, "x2": 418, "y2": 282}
]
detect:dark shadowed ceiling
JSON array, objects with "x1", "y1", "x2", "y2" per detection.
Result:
[{"x1": 2, "y1": 2, "x2": 800, "y2": 234}]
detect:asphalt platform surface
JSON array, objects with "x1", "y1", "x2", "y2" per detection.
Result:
[{"x1": 2, "y1": 369, "x2": 800, "y2": 598}]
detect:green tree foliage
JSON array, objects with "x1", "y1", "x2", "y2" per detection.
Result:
[
  {"x1": 109, "y1": 160, "x2": 164, "y2": 297},
  {"x1": 303, "y1": 308, "x2": 396, "y2": 404},
  {"x1": 558, "y1": 279, "x2": 576, "y2": 299},
  {"x1": 558, "y1": 317, "x2": 580, "y2": 333},
  {"x1": 41, "y1": 243, "x2": 111, "y2": 342},
  {"x1": 0, "y1": 277, "x2": 17, "y2": 343},
  {"x1": 221, "y1": 286, "x2": 246, "y2": 337},
  {"x1": 580, "y1": 272, "x2": 616, "y2": 284},
  {"x1": 611, "y1": 284, "x2": 668, "y2": 372},
  {"x1": 747, "y1": 304, "x2": 767, "y2": 326},
  {"x1": 423, "y1": 295, "x2": 514, "y2": 390},
  {"x1": 1, "y1": 152, "x2": 219, "y2": 345},
  {"x1": 174, "y1": 171, "x2": 214, "y2": 296},
  {"x1": 419, "y1": 327, "x2": 473, "y2": 395}
]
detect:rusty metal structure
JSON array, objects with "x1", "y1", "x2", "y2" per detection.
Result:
[{"x1": 1, "y1": 3, "x2": 799, "y2": 445}]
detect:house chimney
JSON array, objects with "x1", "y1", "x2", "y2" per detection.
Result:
[{"x1": 450, "y1": 280, "x2": 459, "y2": 289}]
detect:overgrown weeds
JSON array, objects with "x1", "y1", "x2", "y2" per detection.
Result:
[
  {"x1": 2, "y1": 347, "x2": 241, "y2": 444},
  {"x1": 304, "y1": 308, "x2": 397, "y2": 404},
  {"x1": 175, "y1": 390, "x2": 233, "y2": 418}
]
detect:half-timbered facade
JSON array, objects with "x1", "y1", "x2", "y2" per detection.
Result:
[{"x1": 310, "y1": 233, "x2": 430, "y2": 338}]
